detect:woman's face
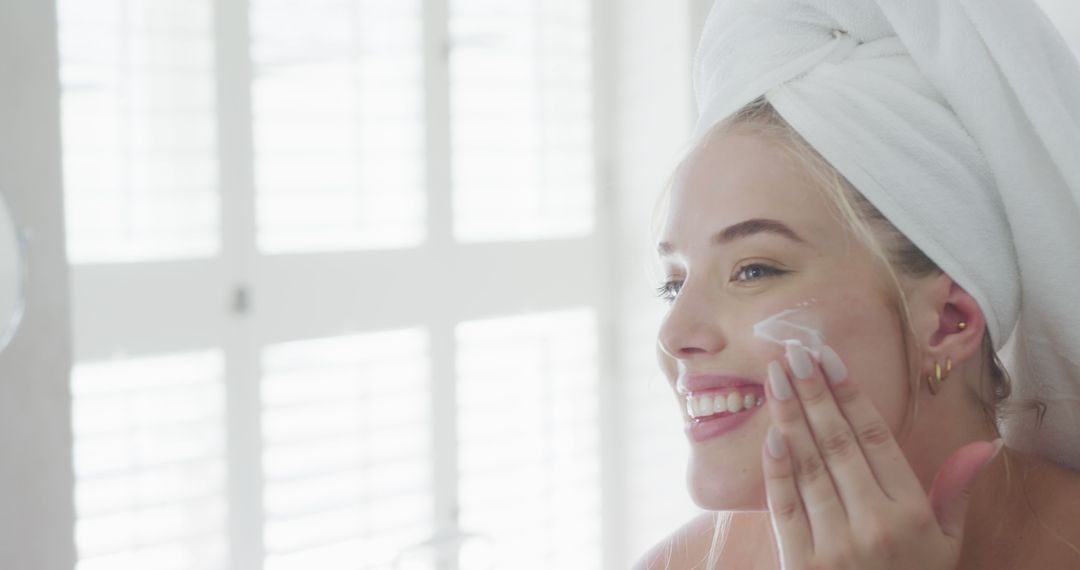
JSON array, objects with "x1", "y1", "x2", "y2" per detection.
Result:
[{"x1": 655, "y1": 128, "x2": 912, "y2": 510}]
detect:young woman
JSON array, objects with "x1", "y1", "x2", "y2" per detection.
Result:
[{"x1": 636, "y1": 0, "x2": 1080, "y2": 567}]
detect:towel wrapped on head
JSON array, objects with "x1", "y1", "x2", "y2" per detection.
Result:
[{"x1": 691, "y1": 0, "x2": 1080, "y2": 470}]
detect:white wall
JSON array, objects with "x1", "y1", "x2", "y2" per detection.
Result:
[
  {"x1": 0, "y1": 0, "x2": 76, "y2": 568},
  {"x1": 608, "y1": 1, "x2": 704, "y2": 564}
]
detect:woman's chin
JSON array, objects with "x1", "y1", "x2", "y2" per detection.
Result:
[{"x1": 686, "y1": 454, "x2": 766, "y2": 511}]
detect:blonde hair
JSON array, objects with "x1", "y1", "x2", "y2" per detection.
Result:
[{"x1": 650, "y1": 96, "x2": 1061, "y2": 568}]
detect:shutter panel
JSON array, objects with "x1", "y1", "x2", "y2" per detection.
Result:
[
  {"x1": 450, "y1": 0, "x2": 594, "y2": 241},
  {"x1": 58, "y1": 0, "x2": 219, "y2": 263},
  {"x1": 261, "y1": 329, "x2": 433, "y2": 569},
  {"x1": 251, "y1": 0, "x2": 426, "y2": 253},
  {"x1": 72, "y1": 351, "x2": 229, "y2": 570},
  {"x1": 456, "y1": 309, "x2": 602, "y2": 569}
]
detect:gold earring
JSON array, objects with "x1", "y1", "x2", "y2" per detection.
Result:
[
  {"x1": 926, "y1": 356, "x2": 952, "y2": 395},
  {"x1": 957, "y1": 321, "x2": 967, "y2": 330}
]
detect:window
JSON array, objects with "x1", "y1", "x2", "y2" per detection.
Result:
[
  {"x1": 250, "y1": 0, "x2": 426, "y2": 253},
  {"x1": 71, "y1": 351, "x2": 228, "y2": 570},
  {"x1": 261, "y1": 330, "x2": 432, "y2": 570},
  {"x1": 456, "y1": 309, "x2": 601, "y2": 569},
  {"x1": 59, "y1": 0, "x2": 605, "y2": 569},
  {"x1": 450, "y1": 0, "x2": 594, "y2": 241},
  {"x1": 58, "y1": 0, "x2": 219, "y2": 263}
]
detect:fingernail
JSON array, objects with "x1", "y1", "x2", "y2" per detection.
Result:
[
  {"x1": 767, "y1": 425, "x2": 787, "y2": 458},
  {"x1": 820, "y1": 345, "x2": 848, "y2": 384},
  {"x1": 785, "y1": 341, "x2": 814, "y2": 380},
  {"x1": 768, "y1": 360, "x2": 793, "y2": 400}
]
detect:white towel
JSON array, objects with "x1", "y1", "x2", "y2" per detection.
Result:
[{"x1": 692, "y1": 0, "x2": 1080, "y2": 470}]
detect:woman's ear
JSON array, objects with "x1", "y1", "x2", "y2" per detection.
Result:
[{"x1": 907, "y1": 273, "x2": 986, "y2": 373}]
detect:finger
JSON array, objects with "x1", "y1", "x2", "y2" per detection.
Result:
[
  {"x1": 783, "y1": 342, "x2": 885, "y2": 511},
  {"x1": 929, "y1": 439, "x2": 1002, "y2": 539},
  {"x1": 816, "y1": 344, "x2": 927, "y2": 502},
  {"x1": 767, "y1": 358, "x2": 848, "y2": 546},
  {"x1": 762, "y1": 423, "x2": 814, "y2": 563}
]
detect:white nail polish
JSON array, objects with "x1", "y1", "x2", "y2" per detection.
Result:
[
  {"x1": 768, "y1": 360, "x2": 793, "y2": 400},
  {"x1": 820, "y1": 345, "x2": 848, "y2": 383},
  {"x1": 785, "y1": 341, "x2": 814, "y2": 380}
]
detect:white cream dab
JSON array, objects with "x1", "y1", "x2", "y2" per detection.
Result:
[{"x1": 752, "y1": 307, "x2": 826, "y2": 359}]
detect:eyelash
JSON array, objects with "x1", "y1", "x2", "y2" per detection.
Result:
[{"x1": 654, "y1": 262, "x2": 787, "y2": 303}]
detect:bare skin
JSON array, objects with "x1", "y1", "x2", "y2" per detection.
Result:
[
  {"x1": 639, "y1": 128, "x2": 1080, "y2": 568},
  {"x1": 636, "y1": 448, "x2": 1080, "y2": 569}
]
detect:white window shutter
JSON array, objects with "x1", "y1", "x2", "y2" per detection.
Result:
[
  {"x1": 450, "y1": 0, "x2": 595, "y2": 242},
  {"x1": 261, "y1": 329, "x2": 433, "y2": 570},
  {"x1": 251, "y1": 0, "x2": 426, "y2": 254},
  {"x1": 58, "y1": 0, "x2": 220, "y2": 264},
  {"x1": 456, "y1": 309, "x2": 602, "y2": 569},
  {"x1": 71, "y1": 351, "x2": 229, "y2": 570}
]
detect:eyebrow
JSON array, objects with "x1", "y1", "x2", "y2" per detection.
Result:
[{"x1": 656, "y1": 218, "x2": 807, "y2": 256}]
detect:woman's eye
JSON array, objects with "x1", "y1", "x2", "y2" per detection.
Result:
[
  {"x1": 655, "y1": 263, "x2": 785, "y2": 303},
  {"x1": 734, "y1": 262, "x2": 786, "y2": 283},
  {"x1": 655, "y1": 280, "x2": 682, "y2": 303}
]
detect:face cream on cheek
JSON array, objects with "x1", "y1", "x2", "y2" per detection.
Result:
[{"x1": 752, "y1": 307, "x2": 826, "y2": 359}]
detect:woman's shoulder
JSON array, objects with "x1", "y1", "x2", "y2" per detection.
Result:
[
  {"x1": 979, "y1": 452, "x2": 1080, "y2": 569},
  {"x1": 1027, "y1": 459, "x2": 1080, "y2": 564},
  {"x1": 632, "y1": 511, "x2": 774, "y2": 570}
]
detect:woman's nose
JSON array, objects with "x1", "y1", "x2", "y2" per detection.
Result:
[{"x1": 656, "y1": 284, "x2": 727, "y2": 360}]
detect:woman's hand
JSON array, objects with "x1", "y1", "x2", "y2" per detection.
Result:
[{"x1": 761, "y1": 342, "x2": 1002, "y2": 570}]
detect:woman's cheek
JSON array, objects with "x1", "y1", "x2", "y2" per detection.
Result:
[
  {"x1": 818, "y1": 285, "x2": 889, "y2": 337},
  {"x1": 821, "y1": 296, "x2": 910, "y2": 428}
]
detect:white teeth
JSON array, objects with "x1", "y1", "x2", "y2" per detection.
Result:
[
  {"x1": 689, "y1": 395, "x2": 706, "y2": 418},
  {"x1": 686, "y1": 390, "x2": 763, "y2": 418},
  {"x1": 726, "y1": 392, "x2": 741, "y2": 413}
]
